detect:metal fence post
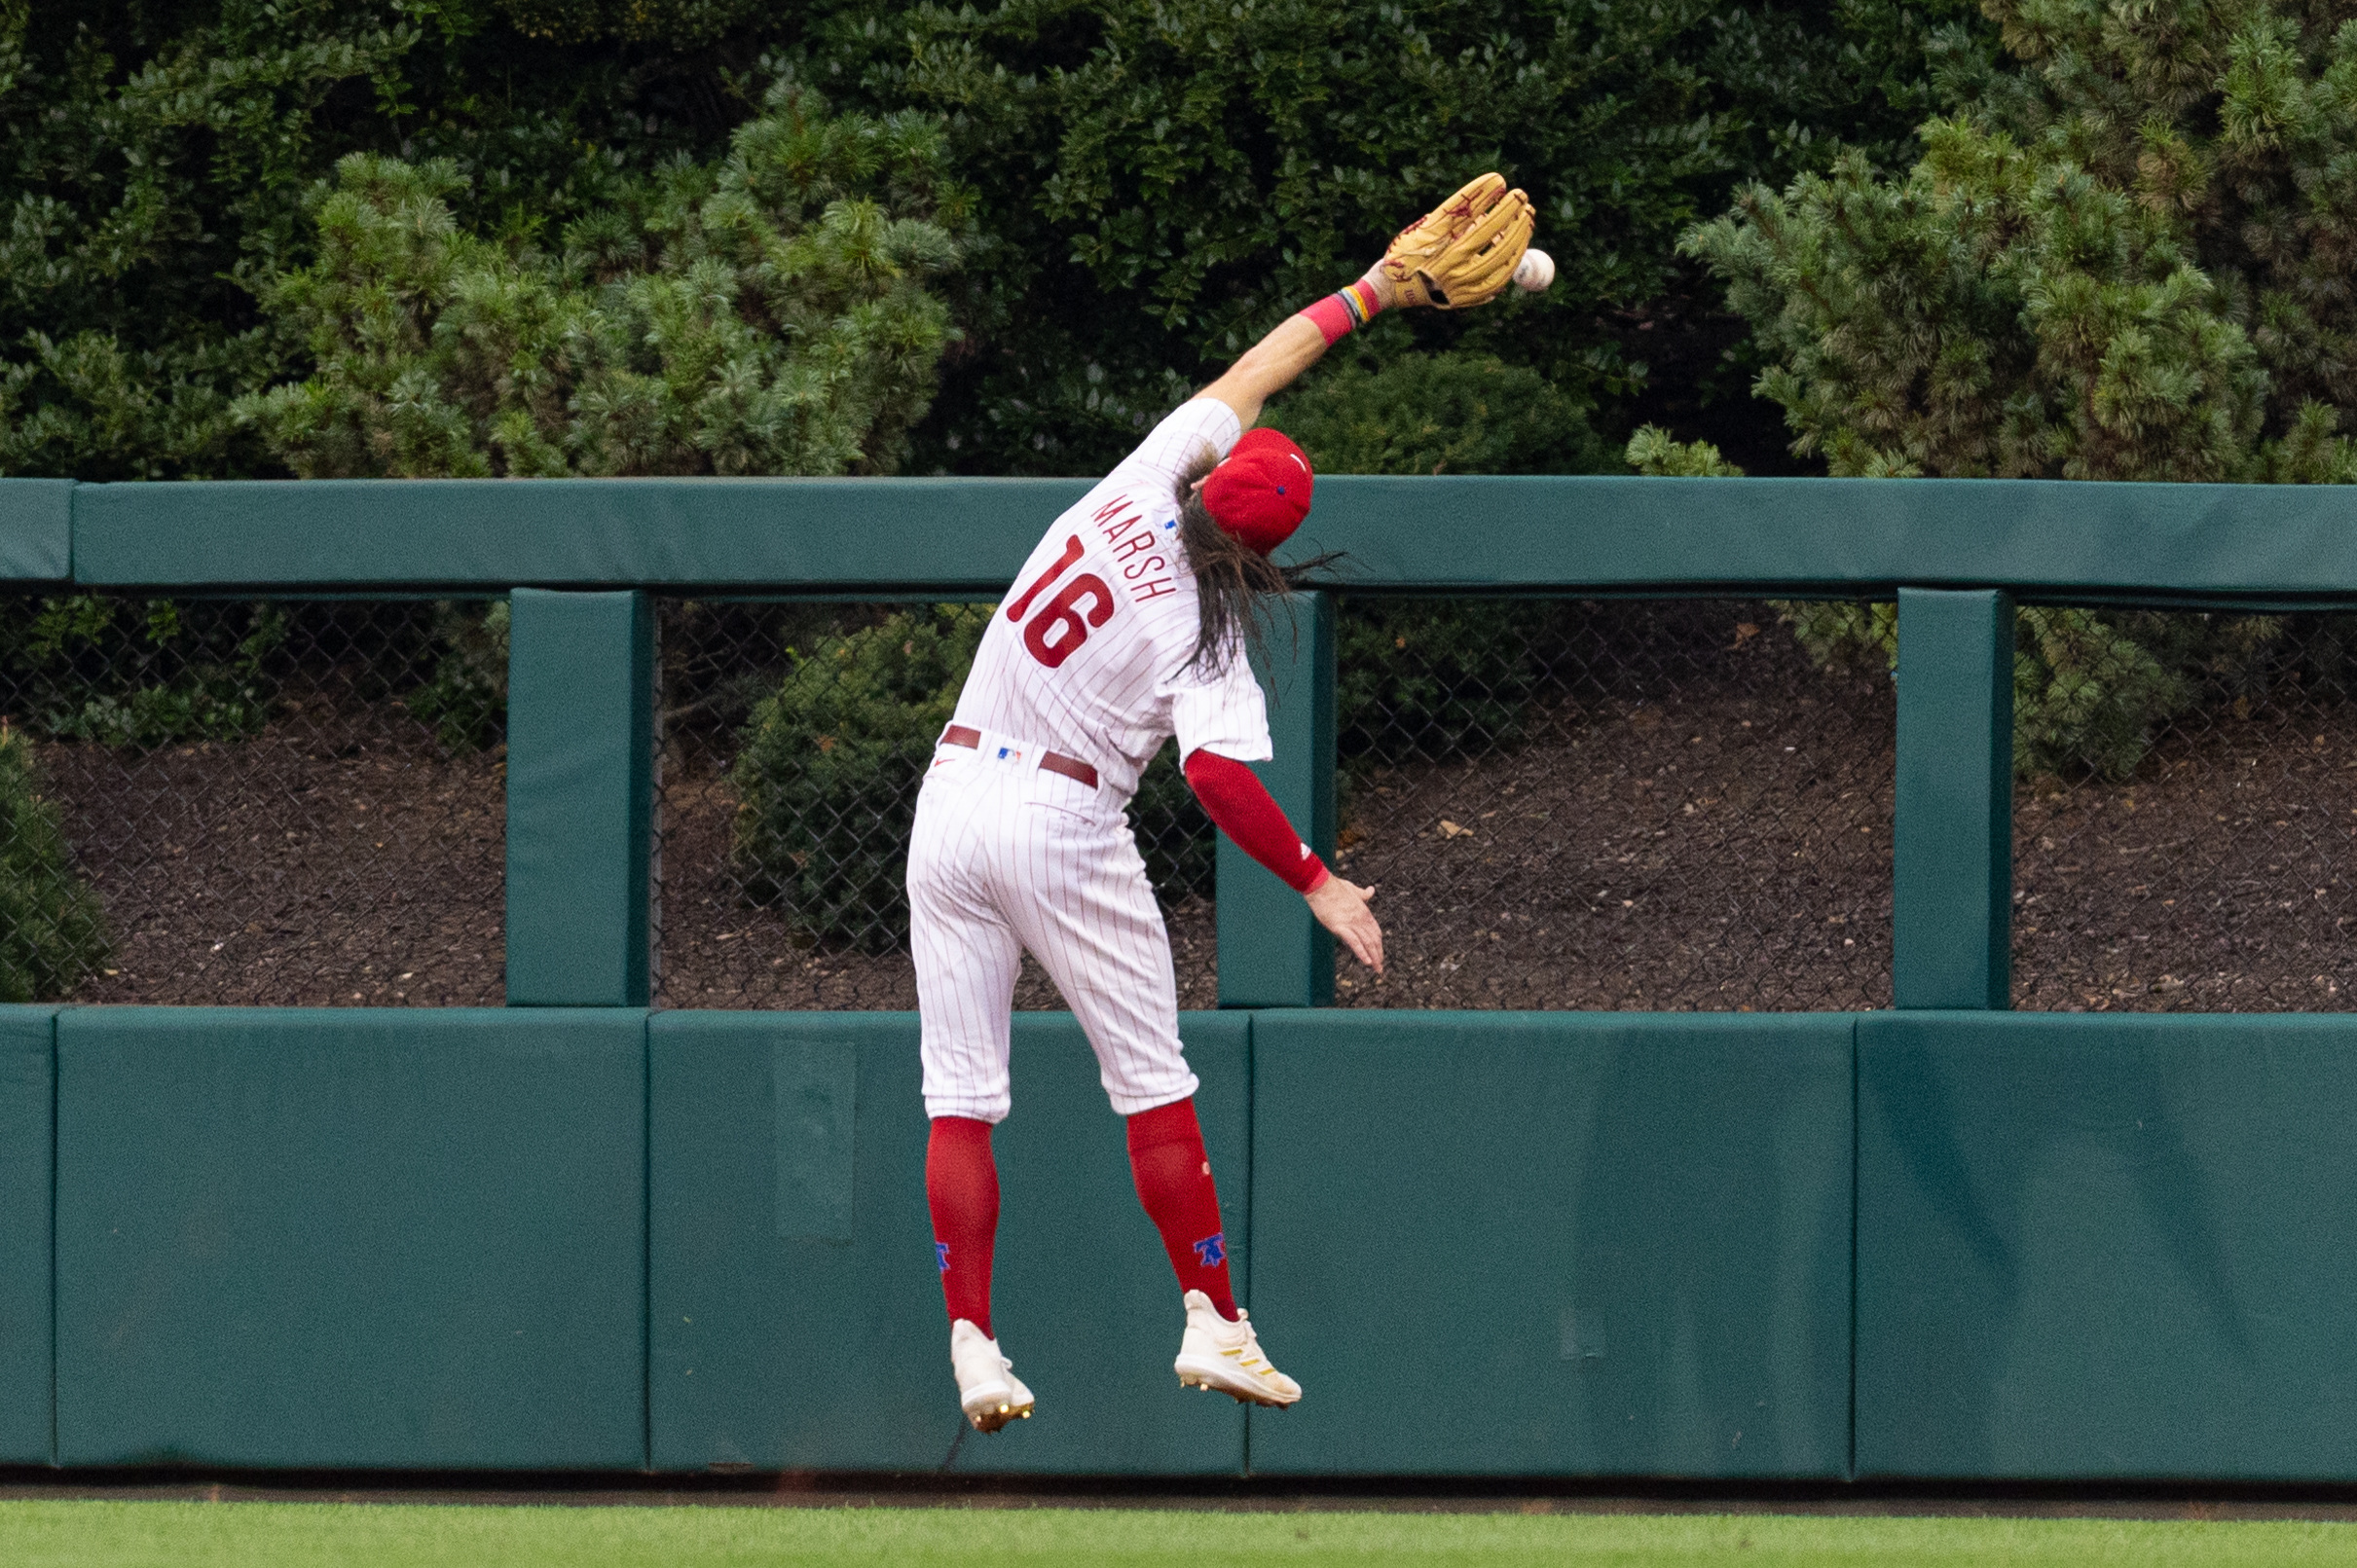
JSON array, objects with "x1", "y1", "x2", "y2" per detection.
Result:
[
  {"x1": 505, "y1": 587, "x2": 653, "y2": 1007},
  {"x1": 1893, "y1": 587, "x2": 2014, "y2": 1009},
  {"x1": 1216, "y1": 591, "x2": 1336, "y2": 1008}
]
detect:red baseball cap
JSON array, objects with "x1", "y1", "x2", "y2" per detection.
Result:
[{"x1": 1201, "y1": 428, "x2": 1314, "y2": 555}]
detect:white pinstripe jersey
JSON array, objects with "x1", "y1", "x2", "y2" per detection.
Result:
[{"x1": 948, "y1": 398, "x2": 1273, "y2": 799}]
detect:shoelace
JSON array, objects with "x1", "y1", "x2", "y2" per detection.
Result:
[{"x1": 1220, "y1": 1320, "x2": 1276, "y2": 1377}]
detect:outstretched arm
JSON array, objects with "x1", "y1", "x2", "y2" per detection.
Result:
[
  {"x1": 1196, "y1": 173, "x2": 1535, "y2": 429},
  {"x1": 1197, "y1": 267, "x2": 1399, "y2": 430}
]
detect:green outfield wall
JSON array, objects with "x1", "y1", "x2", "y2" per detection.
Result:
[{"x1": 5, "y1": 474, "x2": 2357, "y2": 1477}]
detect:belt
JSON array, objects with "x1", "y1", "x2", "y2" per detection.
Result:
[{"x1": 940, "y1": 724, "x2": 1099, "y2": 789}]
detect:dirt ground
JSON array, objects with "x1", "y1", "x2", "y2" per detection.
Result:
[
  {"x1": 650, "y1": 770, "x2": 1220, "y2": 1011},
  {"x1": 1328, "y1": 642, "x2": 1895, "y2": 1011},
  {"x1": 29, "y1": 634, "x2": 2357, "y2": 1013},
  {"x1": 2012, "y1": 719, "x2": 2357, "y2": 1011},
  {"x1": 39, "y1": 710, "x2": 505, "y2": 1007}
]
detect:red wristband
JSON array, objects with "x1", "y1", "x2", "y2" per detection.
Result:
[{"x1": 1296, "y1": 280, "x2": 1383, "y2": 346}]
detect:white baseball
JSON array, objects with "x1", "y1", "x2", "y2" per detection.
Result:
[{"x1": 1513, "y1": 247, "x2": 1555, "y2": 292}]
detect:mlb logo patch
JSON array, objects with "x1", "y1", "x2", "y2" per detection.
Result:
[
  {"x1": 936, "y1": 1241, "x2": 951, "y2": 1273},
  {"x1": 1192, "y1": 1232, "x2": 1226, "y2": 1268}
]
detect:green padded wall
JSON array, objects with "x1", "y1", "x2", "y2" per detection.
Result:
[
  {"x1": 1217, "y1": 592, "x2": 1335, "y2": 1008},
  {"x1": 1859, "y1": 1012, "x2": 2357, "y2": 1479},
  {"x1": 0, "y1": 1006, "x2": 55, "y2": 1464},
  {"x1": 70, "y1": 477, "x2": 1092, "y2": 590},
  {"x1": 61, "y1": 472, "x2": 2357, "y2": 595},
  {"x1": 55, "y1": 1008, "x2": 646, "y2": 1469},
  {"x1": 0, "y1": 479, "x2": 70, "y2": 581},
  {"x1": 505, "y1": 588, "x2": 652, "y2": 1006},
  {"x1": 649, "y1": 1010, "x2": 1250, "y2": 1475},
  {"x1": 1246, "y1": 1011, "x2": 1854, "y2": 1477},
  {"x1": 1893, "y1": 589, "x2": 2013, "y2": 1009}
]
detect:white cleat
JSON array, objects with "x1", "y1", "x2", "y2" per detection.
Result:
[
  {"x1": 949, "y1": 1319, "x2": 1035, "y2": 1433},
  {"x1": 1172, "y1": 1289, "x2": 1302, "y2": 1407}
]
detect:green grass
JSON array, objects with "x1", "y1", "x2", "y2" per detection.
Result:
[{"x1": 3, "y1": 1502, "x2": 2357, "y2": 1567}]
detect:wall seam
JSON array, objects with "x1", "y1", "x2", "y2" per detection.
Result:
[
  {"x1": 642, "y1": 1013, "x2": 654, "y2": 1473},
  {"x1": 48, "y1": 1007, "x2": 59, "y2": 1468},
  {"x1": 1240, "y1": 1009, "x2": 1256, "y2": 1480},
  {"x1": 1846, "y1": 1013, "x2": 1860, "y2": 1484}
]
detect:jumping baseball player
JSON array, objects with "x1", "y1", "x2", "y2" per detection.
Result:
[{"x1": 908, "y1": 176, "x2": 1537, "y2": 1432}]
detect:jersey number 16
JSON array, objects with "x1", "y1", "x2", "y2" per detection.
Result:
[{"x1": 1006, "y1": 534, "x2": 1114, "y2": 670}]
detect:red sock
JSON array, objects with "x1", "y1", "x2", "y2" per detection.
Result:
[
  {"x1": 1125, "y1": 1098, "x2": 1237, "y2": 1319},
  {"x1": 926, "y1": 1116, "x2": 999, "y2": 1338}
]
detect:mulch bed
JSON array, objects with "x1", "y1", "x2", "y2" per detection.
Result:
[
  {"x1": 2012, "y1": 719, "x2": 2357, "y2": 1011},
  {"x1": 39, "y1": 710, "x2": 505, "y2": 1007},
  {"x1": 1330, "y1": 618, "x2": 1896, "y2": 1011}
]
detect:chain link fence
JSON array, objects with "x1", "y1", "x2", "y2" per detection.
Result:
[
  {"x1": 647, "y1": 596, "x2": 1893, "y2": 1013},
  {"x1": 1332, "y1": 598, "x2": 1896, "y2": 1010},
  {"x1": 2013, "y1": 606, "x2": 2357, "y2": 1011},
  {"x1": 28, "y1": 587, "x2": 2350, "y2": 1017},
  {"x1": 649, "y1": 599, "x2": 1218, "y2": 1010},
  {"x1": 0, "y1": 595, "x2": 507, "y2": 1005}
]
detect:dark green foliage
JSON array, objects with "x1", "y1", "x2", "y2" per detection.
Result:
[
  {"x1": 1672, "y1": 0, "x2": 2357, "y2": 779},
  {"x1": 1297, "y1": 354, "x2": 1600, "y2": 771},
  {"x1": 1687, "y1": 0, "x2": 2357, "y2": 481},
  {"x1": 407, "y1": 600, "x2": 509, "y2": 752},
  {"x1": 3, "y1": 596, "x2": 284, "y2": 750},
  {"x1": 876, "y1": 0, "x2": 1991, "y2": 475},
  {"x1": 1129, "y1": 748, "x2": 1214, "y2": 907},
  {"x1": 0, "y1": 1, "x2": 1993, "y2": 481},
  {"x1": 242, "y1": 84, "x2": 963, "y2": 478},
  {"x1": 730, "y1": 604, "x2": 986, "y2": 950},
  {"x1": 1275, "y1": 352, "x2": 1610, "y2": 479},
  {"x1": 1337, "y1": 600, "x2": 1561, "y2": 766},
  {"x1": 0, "y1": 726, "x2": 109, "y2": 1001}
]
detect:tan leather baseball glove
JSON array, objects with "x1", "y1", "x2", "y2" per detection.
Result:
[{"x1": 1380, "y1": 173, "x2": 1536, "y2": 310}]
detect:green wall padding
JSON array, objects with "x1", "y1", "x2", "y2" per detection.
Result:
[
  {"x1": 63, "y1": 473, "x2": 2357, "y2": 594},
  {"x1": 1245, "y1": 1010, "x2": 1854, "y2": 1477},
  {"x1": 0, "y1": 480, "x2": 70, "y2": 581},
  {"x1": 1217, "y1": 592, "x2": 1334, "y2": 1008},
  {"x1": 54, "y1": 1008, "x2": 646, "y2": 1469},
  {"x1": 1893, "y1": 589, "x2": 2013, "y2": 1009},
  {"x1": 1858, "y1": 1011, "x2": 2357, "y2": 1480},
  {"x1": 0, "y1": 1005, "x2": 55, "y2": 1465},
  {"x1": 505, "y1": 588, "x2": 651, "y2": 1007},
  {"x1": 649, "y1": 1010, "x2": 1250, "y2": 1476},
  {"x1": 70, "y1": 478, "x2": 1092, "y2": 590}
]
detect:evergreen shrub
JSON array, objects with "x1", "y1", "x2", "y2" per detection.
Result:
[
  {"x1": 1281, "y1": 352, "x2": 1610, "y2": 770},
  {"x1": 406, "y1": 602, "x2": 509, "y2": 753},
  {"x1": 1628, "y1": 428, "x2": 2284, "y2": 779},
  {"x1": 0, "y1": 726, "x2": 108, "y2": 1002},
  {"x1": 241, "y1": 82, "x2": 964, "y2": 479},
  {"x1": 728, "y1": 602, "x2": 1213, "y2": 949},
  {"x1": 6, "y1": 597, "x2": 283, "y2": 750}
]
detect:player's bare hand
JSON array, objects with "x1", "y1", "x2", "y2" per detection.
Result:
[{"x1": 1306, "y1": 875, "x2": 1383, "y2": 973}]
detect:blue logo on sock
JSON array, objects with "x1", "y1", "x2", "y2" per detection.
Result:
[
  {"x1": 936, "y1": 1241, "x2": 950, "y2": 1273},
  {"x1": 1193, "y1": 1232, "x2": 1226, "y2": 1267}
]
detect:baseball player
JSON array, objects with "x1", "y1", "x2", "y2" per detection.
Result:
[{"x1": 909, "y1": 176, "x2": 1537, "y2": 1432}]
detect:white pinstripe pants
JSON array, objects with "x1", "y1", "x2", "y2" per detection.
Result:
[{"x1": 907, "y1": 744, "x2": 1199, "y2": 1123}]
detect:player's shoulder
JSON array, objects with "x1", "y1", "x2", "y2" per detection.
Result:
[{"x1": 1107, "y1": 396, "x2": 1242, "y2": 485}]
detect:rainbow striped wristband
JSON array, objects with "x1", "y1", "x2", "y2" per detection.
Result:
[{"x1": 1301, "y1": 279, "x2": 1384, "y2": 345}]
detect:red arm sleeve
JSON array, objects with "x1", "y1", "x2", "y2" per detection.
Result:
[{"x1": 1183, "y1": 748, "x2": 1330, "y2": 893}]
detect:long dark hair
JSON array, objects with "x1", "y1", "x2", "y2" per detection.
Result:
[{"x1": 1175, "y1": 449, "x2": 1344, "y2": 676}]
